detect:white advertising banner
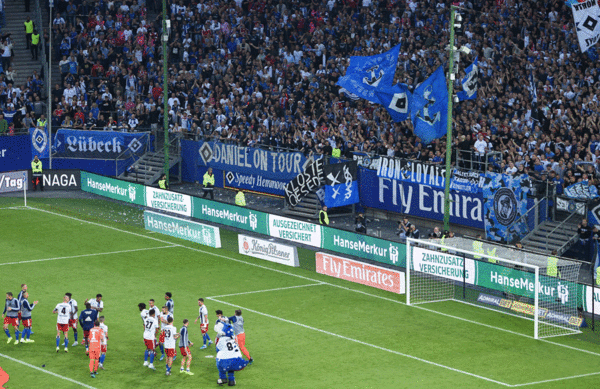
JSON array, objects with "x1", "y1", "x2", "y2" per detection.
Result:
[
  {"x1": 238, "y1": 235, "x2": 299, "y2": 267},
  {"x1": 411, "y1": 246, "x2": 475, "y2": 284},
  {"x1": 268, "y1": 215, "x2": 322, "y2": 247},
  {"x1": 145, "y1": 187, "x2": 192, "y2": 217}
]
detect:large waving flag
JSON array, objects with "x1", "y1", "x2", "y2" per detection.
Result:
[
  {"x1": 571, "y1": 0, "x2": 600, "y2": 53},
  {"x1": 336, "y1": 44, "x2": 401, "y2": 103},
  {"x1": 457, "y1": 57, "x2": 478, "y2": 101},
  {"x1": 323, "y1": 161, "x2": 359, "y2": 208},
  {"x1": 375, "y1": 83, "x2": 412, "y2": 122},
  {"x1": 410, "y1": 66, "x2": 448, "y2": 144}
]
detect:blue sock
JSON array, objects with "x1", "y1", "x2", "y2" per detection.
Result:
[
  {"x1": 165, "y1": 364, "x2": 169, "y2": 371},
  {"x1": 144, "y1": 350, "x2": 148, "y2": 361},
  {"x1": 203, "y1": 334, "x2": 208, "y2": 344},
  {"x1": 4, "y1": 329, "x2": 10, "y2": 338},
  {"x1": 74, "y1": 332, "x2": 78, "y2": 342},
  {"x1": 27, "y1": 328, "x2": 31, "y2": 339},
  {"x1": 56, "y1": 336, "x2": 60, "y2": 347},
  {"x1": 15, "y1": 330, "x2": 20, "y2": 340},
  {"x1": 150, "y1": 352, "x2": 155, "y2": 364},
  {"x1": 21, "y1": 329, "x2": 25, "y2": 340},
  {"x1": 99, "y1": 354, "x2": 105, "y2": 364},
  {"x1": 160, "y1": 344, "x2": 164, "y2": 355},
  {"x1": 64, "y1": 338, "x2": 68, "y2": 348}
]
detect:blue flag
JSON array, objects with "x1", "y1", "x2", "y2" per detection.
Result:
[
  {"x1": 29, "y1": 127, "x2": 49, "y2": 159},
  {"x1": 376, "y1": 83, "x2": 412, "y2": 122},
  {"x1": 564, "y1": 181, "x2": 599, "y2": 200},
  {"x1": 336, "y1": 44, "x2": 401, "y2": 103},
  {"x1": 323, "y1": 161, "x2": 359, "y2": 208},
  {"x1": 457, "y1": 57, "x2": 478, "y2": 101},
  {"x1": 410, "y1": 66, "x2": 448, "y2": 144}
]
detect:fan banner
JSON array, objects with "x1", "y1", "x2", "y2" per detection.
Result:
[
  {"x1": 336, "y1": 44, "x2": 401, "y2": 103},
  {"x1": 284, "y1": 158, "x2": 324, "y2": 207},
  {"x1": 571, "y1": 0, "x2": 600, "y2": 53},
  {"x1": 323, "y1": 161, "x2": 359, "y2": 208}
]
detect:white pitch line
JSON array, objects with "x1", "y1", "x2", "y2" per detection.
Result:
[
  {"x1": 0, "y1": 245, "x2": 177, "y2": 266},
  {"x1": 27, "y1": 207, "x2": 600, "y2": 360},
  {"x1": 512, "y1": 370, "x2": 600, "y2": 387},
  {"x1": 207, "y1": 283, "x2": 324, "y2": 299},
  {"x1": 0, "y1": 353, "x2": 97, "y2": 389},
  {"x1": 206, "y1": 297, "x2": 512, "y2": 387}
]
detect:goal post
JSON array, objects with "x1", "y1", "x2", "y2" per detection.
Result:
[
  {"x1": 406, "y1": 237, "x2": 582, "y2": 340},
  {"x1": 0, "y1": 170, "x2": 28, "y2": 209}
]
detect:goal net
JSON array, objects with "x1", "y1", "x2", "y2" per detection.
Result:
[
  {"x1": 0, "y1": 170, "x2": 28, "y2": 209},
  {"x1": 406, "y1": 237, "x2": 582, "y2": 339}
]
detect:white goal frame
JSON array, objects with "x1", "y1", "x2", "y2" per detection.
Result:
[{"x1": 406, "y1": 237, "x2": 542, "y2": 339}]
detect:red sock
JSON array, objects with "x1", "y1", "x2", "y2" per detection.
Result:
[
  {"x1": 89, "y1": 360, "x2": 94, "y2": 373},
  {"x1": 94, "y1": 360, "x2": 99, "y2": 372}
]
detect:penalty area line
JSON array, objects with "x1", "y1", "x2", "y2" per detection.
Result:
[
  {"x1": 207, "y1": 283, "x2": 324, "y2": 299},
  {"x1": 0, "y1": 353, "x2": 97, "y2": 389},
  {"x1": 206, "y1": 297, "x2": 512, "y2": 387},
  {"x1": 511, "y1": 370, "x2": 600, "y2": 387},
  {"x1": 0, "y1": 245, "x2": 177, "y2": 266}
]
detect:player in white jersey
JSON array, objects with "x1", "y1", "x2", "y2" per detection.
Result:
[
  {"x1": 138, "y1": 302, "x2": 149, "y2": 324},
  {"x1": 88, "y1": 294, "x2": 104, "y2": 312},
  {"x1": 195, "y1": 298, "x2": 212, "y2": 349},
  {"x1": 142, "y1": 310, "x2": 159, "y2": 370},
  {"x1": 158, "y1": 305, "x2": 173, "y2": 361},
  {"x1": 98, "y1": 316, "x2": 108, "y2": 369},
  {"x1": 53, "y1": 295, "x2": 71, "y2": 352},
  {"x1": 161, "y1": 316, "x2": 179, "y2": 376},
  {"x1": 65, "y1": 293, "x2": 79, "y2": 346}
]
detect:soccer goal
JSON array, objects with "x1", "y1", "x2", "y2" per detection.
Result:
[
  {"x1": 0, "y1": 170, "x2": 28, "y2": 209},
  {"x1": 406, "y1": 237, "x2": 582, "y2": 339}
]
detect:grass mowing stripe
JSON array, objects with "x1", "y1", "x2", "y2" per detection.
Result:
[
  {"x1": 28, "y1": 206, "x2": 600, "y2": 360},
  {"x1": 511, "y1": 371, "x2": 600, "y2": 387},
  {"x1": 207, "y1": 283, "x2": 324, "y2": 298},
  {"x1": 206, "y1": 297, "x2": 513, "y2": 387},
  {"x1": 0, "y1": 246, "x2": 177, "y2": 266},
  {"x1": 0, "y1": 353, "x2": 98, "y2": 389}
]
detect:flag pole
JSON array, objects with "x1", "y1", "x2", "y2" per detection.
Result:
[{"x1": 443, "y1": 6, "x2": 457, "y2": 232}]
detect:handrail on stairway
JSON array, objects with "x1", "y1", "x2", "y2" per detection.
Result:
[{"x1": 545, "y1": 211, "x2": 581, "y2": 252}]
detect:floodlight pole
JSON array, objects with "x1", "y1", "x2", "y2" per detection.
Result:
[
  {"x1": 443, "y1": 6, "x2": 457, "y2": 232},
  {"x1": 162, "y1": 0, "x2": 170, "y2": 184},
  {"x1": 49, "y1": 0, "x2": 53, "y2": 169}
]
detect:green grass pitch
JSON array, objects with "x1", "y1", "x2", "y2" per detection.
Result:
[{"x1": 1, "y1": 198, "x2": 600, "y2": 388}]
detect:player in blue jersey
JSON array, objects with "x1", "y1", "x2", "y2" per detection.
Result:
[
  {"x1": 179, "y1": 319, "x2": 194, "y2": 375},
  {"x1": 19, "y1": 292, "x2": 37, "y2": 343},
  {"x1": 164, "y1": 292, "x2": 174, "y2": 315},
  {"x1": 3, "y1": 292, "x2": 21, "y2": 344},
  {"x1": 79, "y1": 302, "x2": 98, "y2": 355}
]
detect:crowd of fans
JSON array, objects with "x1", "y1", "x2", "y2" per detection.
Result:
[{"x1": 3, "y1": 0, "x2": 599, "y2": 194}]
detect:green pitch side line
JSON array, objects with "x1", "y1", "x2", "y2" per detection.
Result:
[
  {"x1": 0, "y1": 246, "x2": 177, "y2": 266},
  {"x1": 207, "y1": 297, "x2": 512, "y2": 387},
  {"x1": 27, "y1": 206, "x2": 600, "y2": 359},
  {"x1": 0, "y1": 353, "x2": 97, "y2": 389}
]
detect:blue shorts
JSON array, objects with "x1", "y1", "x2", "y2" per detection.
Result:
[{"x1": 216, "y1": 357, "x2": 248, "y2": 373}]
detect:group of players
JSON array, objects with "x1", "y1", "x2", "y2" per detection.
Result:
[
  {"x1": 139, "y1": 294, "x2": 253, "y2": 386},
  {"x1": 53, "y1": 292, "x2": 107, "y2": 377},
  {"x1": 2, "y1": 285, "x2": 107, "y2": 378},
  {"x1": 5, "y1": 287, "x2": 253, "y2": 384}
]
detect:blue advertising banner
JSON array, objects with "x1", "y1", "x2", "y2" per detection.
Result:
[
  {"x1": 223, "y1": 170, "x2": 288, "y2": 197},
  {"x1": 52, "y1": 129, "x2": 149, "y2": 159},
  {"x1": 0, "y1": 135, "x2": 31, "y2": 172},
  {"x1": 29, "y1": 127, "x2": 49, "y2": 159},
  {"x1": 197, "y1": 141, "x2": 314, "y2": 181},
  {"x1": 377, "y1": 157, "x2": 446, "y2": 189},
  {"x1": 481, "y1": 173, "x2": 530, "y2": 242},
  {"x1": 360, "y1": 168, "x2": 484, "y2": 229}
]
